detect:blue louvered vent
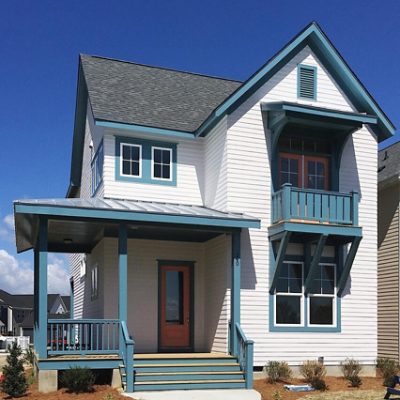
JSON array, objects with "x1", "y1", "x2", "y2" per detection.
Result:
[{"x1": 298, "y1": 65, "x2": 316, "y2": 100}]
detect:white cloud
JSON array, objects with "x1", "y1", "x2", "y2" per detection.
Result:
[
  {"x1": 0, "y1": 250, "x2": 69, "y2": 295},
  {"x1": 0, "y1": 214, "x2": 15, "y2": 243}
]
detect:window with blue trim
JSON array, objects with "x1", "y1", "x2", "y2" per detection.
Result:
[
  {"x1": 115, "y1": 137, "x2": 177, "y2": 186},
  {"x1": 91, "y1": 142, "x2": 104, "y2": 196},
  {"x1": 273, "y1": 260, "x2": 337, "y2": 329}
]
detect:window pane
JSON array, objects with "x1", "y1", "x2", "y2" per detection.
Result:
[
  {"x1": 276, "y1": 278, "x2": 288, "y2": 293},
  {"x1": 289, "y1": 159, "x2": 298, "y2": 173},
  {"x1": 122, "y1": 145, "x2": 130, "y2": 160},
  {"x1": 289, "y1": 173, "x2": 299, "y2": 187},
  {"x1": 321, "y1": 280, "x2": 334, "y2": 295},
  {"x1": 308, "y1": 175, "x2": 316, "y2": 189},
  {"x1": 289, "y1": 278, "x2": 302, "y2": 293},
  {"x1": 131, "y1": 146, "x2": 140, "y2": 161},
  {"x1": 154, "y1": 164, "x2": 162, "y2": 178},
  {"x1": 316, "y1": 162, "x2": 325, "y2": 176},
  {"x1": 163, "y1": 150, "x2": 171, "y2": 164},
  {"x1": 308, "y1": 161, "x2": 315, "y2": 175},
  {"x1": 288, "y1": 263, "x2": 302, "y2": 280},
  {"x1": 122, "y1": 161, "x2": 130, "y2": 175},
  {"x1": 316, "y1": 177, "x2": 325, "y2": 190},
  {"x1": 322, "y1": 265, "x2": 334, "y2": 280},
  {"x1": 132, "y1": 162, "x2": 140, "y2": 176},
  {"x1": 309, "y1": 297, "x2": 333, "y2": 325},
  {"x1": 276, "y1": 295, "x2": 301, "y2": 324},
  {"x1": 165, "y1": 271, "x2": 183, "y2": 324},
  {"x1": 280, "y1": 172, "x2": 289, "y2": 185},
  {"x1": 163, "y1": 165, "x2": 170, "y2": 179},
  {"x1": 279, "y1": 263, "x2": 289, "y2": 278},
  {"x1": 154, "y1": 149, "x2": 162, "y2": 163},
  {"x1": 281, "y1": 158, "x2": 289, "y2": 172}
]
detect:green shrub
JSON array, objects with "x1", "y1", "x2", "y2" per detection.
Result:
[
  {"x1": 60, "y1": 366, "x2": 95, "y2": 393},
  {"x1": 340, "y1": 358, "x2": 362, "y2": 387},
  {"x1": 300, "y1": 360, "x2": 327, "y2": 391},
  {"x1": 1, "y1": 341, "x2": 28, "y2": 397},
  {"x1": 377, "y1": 358, "x2": 399, "y2": 387},
  {"x1": 271, "y1": 389, "x2": 283, "y2": 400},
  {"x1": 265, "y1": 361, "x2": 293, "y2": 383},
  {"x1": 24, "y1": 346, "x2": 35, "y2": 367}
]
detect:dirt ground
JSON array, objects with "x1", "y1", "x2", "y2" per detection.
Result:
[{"x1": 254, "y1": 376, "x2": 387, "y2": 400}]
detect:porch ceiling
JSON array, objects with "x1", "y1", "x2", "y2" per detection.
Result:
[{"x1": 14, "y1": 197, "x2": 260, "y2": 253}]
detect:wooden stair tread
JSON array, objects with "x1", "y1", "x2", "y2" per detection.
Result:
[
  {"x1": 136, "y1": 379, "x2": 245, "y2": 385},
  {"x1": 136, "y1": 371, "x2": 243, "y2": 376},
  {"x1": 135, "y1": 362, "x2": 239, "y2": 367}
]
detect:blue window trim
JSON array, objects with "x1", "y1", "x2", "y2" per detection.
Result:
[
  {"x1": 115, "y1": 136, "x2": 177, "y2": 186},
  {"x1": 297, "y1": 64, "x2": 317, "y2": 101},
  {"x1": 269, "y1": 254, "x2": 341, "y2": 333}
]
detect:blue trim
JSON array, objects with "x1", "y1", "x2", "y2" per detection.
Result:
[
  {"x1": 118, "y1": 224, "x2": 128, "y2": 357},
  {"x1": 15, "y1": 204, "x2": 260, "y2": 229},
  {"x1": 297, "y1": 64, "x2": 317, "y2": 100},
  {"x1": 262, "y1": 101, "x2": 378, "y2": 125},
  {"x1": 269, "y1": 221, "x2": 362, "y2": 237},
  {"x1": 96, "y1": 120, "x2": 196, "y2": 140},
  {"x1": 38, "y1": 358, "x2": 121, "y2": 370},
  {"x1": 115, "y1": 136, "x2": 177, "y2": 186}
]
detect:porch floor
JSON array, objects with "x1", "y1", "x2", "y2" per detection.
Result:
[{"x1": 44, "y1": 352, "x2": 230, "y2": 361}]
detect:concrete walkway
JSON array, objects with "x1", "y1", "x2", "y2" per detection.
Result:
[{"x1": 123, "y1": 389, "x2": 261, "y2": 400}]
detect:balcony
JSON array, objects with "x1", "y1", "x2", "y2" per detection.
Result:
[{"x1": 271, "y1": 183, "x2": 359, "y2": 227}]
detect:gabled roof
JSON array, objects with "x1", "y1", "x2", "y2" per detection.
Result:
[
  {"x1": 81, "y1": 55, "x2": 242, "y2": 133},
  {"x1": 379, "y1": 141, "x2": 400, "y2": 184},
  {"x1": 67, "y1": 22, "x2": 395, "y2": 197}
]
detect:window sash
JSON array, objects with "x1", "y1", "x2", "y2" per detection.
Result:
[
  {"x1": 151, "y1": 146, "x2": 173, "y2": 181},
  {"x1": 91, "y1": 142, "x2": 104, "y2": 195},
  {"x1": 120, "y1": 143, "x2": 142, "y2": 178},
  {"x1": 275, "y1": 261, "x2": 304, "y2": 326}
]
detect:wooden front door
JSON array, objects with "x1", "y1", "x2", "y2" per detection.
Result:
[{"x1": 159, "y1": 264, "x2": 193, "y2": 351}]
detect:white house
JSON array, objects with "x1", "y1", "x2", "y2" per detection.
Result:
[{"x1": 13, "y1": 22, "x2": 395, "y2": 393}]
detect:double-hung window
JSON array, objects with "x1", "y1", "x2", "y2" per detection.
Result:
[
  {"x1": 91, "y1": 142, "x2": 104, "y2": 195},
  {"x1": 121, "y1": 143, "x2": 142, "y2": 177},
  {"x1": 308, "y1": 263, "x2": 336, "y2": 326},
  {"x1": 152, "y1": 147, "x2": 172, "y2": 181},
  {"x1": 275, "y1": 261, "x2": 303, "y2": 326}
]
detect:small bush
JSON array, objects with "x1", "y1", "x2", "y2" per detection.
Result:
[
  {"x1": 60, "y1": 367, "x2": 95, "y2": 393},
  {"x1": 266, "y1": 361, "x2": 293, "y2": 383},
  {"x1": 271, "y1": 389, "x2": 283, "y2": 400},
  {"x1": 340, "y1": 358, "x2": 363, "y2": 387},
  {"x1": 24, "y1": 346, "x2": 35, "y2": 367},
  {"x1": 300, "y1": 360, "x2": 327, "y2": 391},
  {"x1": 1, "y1": 341, "x2": 28, "y2": 397},
  {"x1": 377, "y1": 358, "x2": 399, "y2": 387}
]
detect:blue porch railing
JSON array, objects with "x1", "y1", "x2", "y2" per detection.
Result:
[
  {"x1": 120, "y1": 321, "x2": 135, "y2": 392},
  {"x1": 229, "y1": 321, "x2": 254, "y2": 389},
  {"x1": 47, "y1": 319, "x2": 120, "y2": 355},
  {"x1": 272, "y1": 183, "x2": 359, "y2": 225}
]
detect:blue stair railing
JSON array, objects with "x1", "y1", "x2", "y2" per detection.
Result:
[
  {"x1": 229, "y1": 321, "x2": 254, "y2": 389},
  {"x1": 120, "y1": 320, "x2": 135, "y2": 392}
]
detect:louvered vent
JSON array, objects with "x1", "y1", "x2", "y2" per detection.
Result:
[{"x1": 298, "y1": 65, "x2": 316, "y2": 99}]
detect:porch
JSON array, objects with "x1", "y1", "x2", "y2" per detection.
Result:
[{"x1": 14, "y1": 198, "x2": 260, "y2": 392}]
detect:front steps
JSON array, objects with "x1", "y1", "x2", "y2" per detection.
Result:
[{"x1": 121, "y1": 353, "x2": 246, "y2": 391}]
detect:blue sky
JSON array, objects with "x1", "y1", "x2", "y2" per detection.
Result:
[{"x1": 0, "y1": 0, "x2": 399, "y2": 294}]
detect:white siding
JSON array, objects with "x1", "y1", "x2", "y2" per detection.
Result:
[
  {"x1": 102, "y1": 130, "x2": 204, "y2": 205},
  {"x1": 225, "y1": 45, "x2": 377, "y2": 367},
  {"x1": 101, "y1": 238, "x2": 207, "y2": 353}
]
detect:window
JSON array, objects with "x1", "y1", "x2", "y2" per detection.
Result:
[
  {"x1": 298, "y1": 64, "x2": 317, "y2": 100},
  {"x1": 91, "y1": 142, "x2": 104, "y2": 195},
  {"x1": 91, "y1": 264, "x2": 98, "y2": 300},
  {"x1": 152, "y1": 147, "x2": 172, "y2": 181},
  {"x1": 273, "y1": 260, "x2": 338, "y2": 330},
  {"x1": 121, "y1": 143, "x2": 142, "y2": 177},
  {"x1": 79, "y1": 255, "x2": 87, "y2": 278},
  {"x1": 116, "y1": 137, "x2": 177, "y2": 186},
  {"x1": 308, "y1": 263, "x2": 336, "y2": 326},
  {"x1": 275, "y1": 262, "x2": 303, "y2": 326}
]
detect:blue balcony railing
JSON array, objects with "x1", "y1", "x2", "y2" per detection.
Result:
[{"x1": 272, "y1": 183, "x2": 359, "y2": 226}]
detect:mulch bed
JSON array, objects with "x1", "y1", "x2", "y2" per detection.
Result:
[{"x1": 254, "y1": 376, "x2": 386, "y2": 400}]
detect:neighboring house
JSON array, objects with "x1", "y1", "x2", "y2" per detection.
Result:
[
  {"x1": 378, "y1": 142, "x2": 400, "y2": 362},
  {"x1": 0, "y1": 289, "x2": 70, "y2": 339},
  {"x1": 13, "y1": 22, "x2": 395, "y2": 394}
]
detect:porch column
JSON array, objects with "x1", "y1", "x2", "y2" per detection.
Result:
[
  {"x1": 230, "y1": 230, "x2": 241, "y2": 356},
  {"x1": 34, "y1": 217, "x2": 48, "y2": 359},
  {"x1": 118, "y1": 224, "x2": 128, "y2": 353}
]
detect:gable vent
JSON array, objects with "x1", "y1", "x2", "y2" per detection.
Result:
[{"x1": 298, "y1": 65, "x2": 316, "y2": 100}]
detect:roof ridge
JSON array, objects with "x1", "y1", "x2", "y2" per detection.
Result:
[{"x1": 80, "y1": 54, "x2": 243, "y2": 84}]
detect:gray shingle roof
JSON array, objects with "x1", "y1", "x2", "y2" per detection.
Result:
[
  {"x1": 378, "y1": 141, "x2": 400, "y2": 183},
  {"x1": 81, "y1": 55, "x2": 242, "y2": 132}
]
